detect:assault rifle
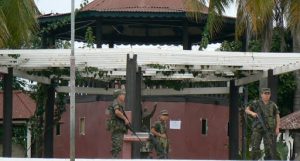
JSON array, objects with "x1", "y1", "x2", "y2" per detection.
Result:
[
  {"x1": 118, "y1": 107, "x2": 145, "y2": 146},
  {"x1": 256, "y1": 113, "x2": 277, "y2": 159}
]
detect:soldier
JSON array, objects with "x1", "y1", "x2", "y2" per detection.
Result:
[
  {"x1": 151, "y1": 109, "x2": 169, "y2": 159},
  {"x1": 245, "y1": 88, "x2": 280, "y2": 160},
  {"x1": 106, "y1": 89, "x2": 129, "y2": 158}
]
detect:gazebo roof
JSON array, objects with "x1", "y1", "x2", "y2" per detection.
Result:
[
  {"x1": 38, "y1": 0, "x2": 235, "y2": 45},
  {"x1": 0, "y1": 91, "x2": 36, "y2": 120},
  {"x1": 80, "y1": 0, "x2": 208, "y2": 13}
]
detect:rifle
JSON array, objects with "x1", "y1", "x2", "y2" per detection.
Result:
[
  {"x1": 256, "y1": 113, "x2": 277, "y2": 159},
  {"x1": 118, "y1": 107, "x2": 145, "y2": 146}
]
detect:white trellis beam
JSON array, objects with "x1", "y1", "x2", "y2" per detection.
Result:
[
  {"x1": 1, "y1": 49, "x2": 300, "y2": 85},
  {"x1": 56, "y1": 86, "x2": 232, "y2": 95}
]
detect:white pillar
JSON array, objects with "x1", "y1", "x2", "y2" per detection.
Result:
[{"x1": 26, "y1": 124, "x2": 31, "y2": 158}]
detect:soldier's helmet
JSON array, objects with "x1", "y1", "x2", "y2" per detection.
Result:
[{"x1": 113, "y1": 89, "x2": 126, "y2": 98}]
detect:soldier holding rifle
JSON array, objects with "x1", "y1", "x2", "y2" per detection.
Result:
[
  {"x1": 245, "y1": 88, "x2": 280, "y2": 160},
  {"x1": 106, "y1": 89, "x2": 129, "y2": 158}
]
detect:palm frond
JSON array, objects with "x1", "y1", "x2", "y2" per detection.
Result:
[
  {"x1": 205, "y1": 0, "x2": 234, "y2": 37},
  {"x1": 2, "y1": 0, "x2": 38, "y2": 48},
  {"x1": 0, "y1": 9, "x2": 9, "y2": 48},
  {"x1": 286, "y1": 0, "x2": 300, "y2": 32},
  {"x1": 235, "y1": 1, "x2": 248, "y2": 39},
  {"x1": 236, "y1": 0, "x2": 275, "y2": 38}
]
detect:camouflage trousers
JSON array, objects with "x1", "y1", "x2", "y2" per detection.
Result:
[
  {"x1": 251, "y1": 128, "x2": 276, "y2": 160},
  {"x1": 156, "y1": 137, "x2": 168, "y2": 159},
  {"x1": 111, "y1": 130, "x2": 124, "y2": 158}
]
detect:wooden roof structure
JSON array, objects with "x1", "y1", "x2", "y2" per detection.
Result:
[{"x1": 38, "y1": 0, "x2": 235, "y2": 47}]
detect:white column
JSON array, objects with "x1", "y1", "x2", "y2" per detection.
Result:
[{"x1": 26, "y1": 124, "x2": 31, "y2": 158}]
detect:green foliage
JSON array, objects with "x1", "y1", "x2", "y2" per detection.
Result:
[
  {"x1": 248, "y1": 40, "x2": 262, "y2": 52},
  {"x1": 80, "y1": 0, "x2": 89, "y2": 9},
  {"x1": 54, "y1": 92, "x2": 67, "y2": 123},
  {"x1": 147, "y1": 64, "x2": 168, "y2": 69},
  {"x1": 220, "y1": 40, "x2": 242, "y2": 51},
  {"x1": 271, "y1": 27, "x2": 285, "y2": 52},
  {"x1": 12, "y1": 125, "x2": 27, "y2": 150},
  {"x1": 83, "y1": 27, "x2": 95, "y2": 48},
  {"x1": 278, "y1": 73, "x2": 295, "y2": 116},
  {"x1": 0, "y1": 77, "x2": 28, "y2": 91},
  {"x1": 28, "y1": 83, "x2": 47, "y2": 156},
  {"x1": 199, "y1": 31, "x2": 209, "y2": 50},
  {"x1": 39, "y1": 17, "x2": 70, "y2": 35},
  {"x1": 144, "y1": 79, "x2": 187, "y2": 91},
  {"x1": 55, "y1": 39, "x2": 71, "y2": 49},
  {"x1": 277, "y1": 139, "x2": 289, "y2": 160}
]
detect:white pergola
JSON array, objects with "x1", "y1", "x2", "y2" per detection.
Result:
[
  {"x1": 0, "y1": 48, "x2": 300, "y2": 94},
  {"x1": 1, "y1": 48, "x2": 299, "y2": 160}
]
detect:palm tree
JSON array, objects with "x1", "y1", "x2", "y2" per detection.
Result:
[
  {"x1": 236, "y1": 0, "x2": 276, "y2": 88},
  {"x1": 0, "y1": 0, "x2": 38, "y2": 48},
  {"x1": 236, "y1": 0, "x2": 276, "y2": 52}
]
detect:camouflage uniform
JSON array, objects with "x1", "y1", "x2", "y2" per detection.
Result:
[
  {"x1": 248, "y1": 99, "x2": 280, "y2": 160},
  {"x1": 152, "y1": 120, "x2": 169, "y2": 159},
  {"x1": 106, "y1": 99, "x2": 127, "y2": 158}
]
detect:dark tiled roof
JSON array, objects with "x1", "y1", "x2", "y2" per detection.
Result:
[
  {"x1": 280, "y1": 110, "x2": 300, "y2": 130},
  {"x1": 81, "y1": 0, "x2": 208, "y2": 13},
  {"x1": 0, "y1": 91, "x2": 36, "y2": 120}
]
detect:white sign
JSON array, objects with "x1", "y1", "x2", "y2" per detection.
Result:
[{"x1": 169, "y1": 120, "x2": 181, "y2": 129}]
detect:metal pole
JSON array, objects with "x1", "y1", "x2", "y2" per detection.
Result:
[{"x1": 70, "y1": 0, "x2": 76, "y2": 160}]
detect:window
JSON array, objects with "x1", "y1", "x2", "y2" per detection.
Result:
[
  {"x1": 79, "y1": 117, "x2": 86, "y2": 135},
  {"x1": 56, "y1": 123, "x2": 61, "y2": 136},
  {"x1": 201, "y1": 118, "x2": 208, "y2": 135}
]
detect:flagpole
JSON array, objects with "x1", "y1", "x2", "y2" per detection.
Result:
[{"x1": 70, "y1": 0, "x2": 76, "y2": 160}]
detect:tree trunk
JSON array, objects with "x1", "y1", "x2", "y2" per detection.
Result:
[
  {"x1": 292, "y1": 25, "x2": 300, "y2": 159},
  {"x1": 261, "y1": 19, "x2": 273, "y2": 52}
]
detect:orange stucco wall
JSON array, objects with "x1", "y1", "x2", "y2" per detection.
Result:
[{"x1": 54, "y1": 101, "x2": 229, "y2": 159}]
